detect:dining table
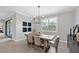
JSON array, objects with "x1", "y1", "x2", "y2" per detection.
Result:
[
  {"x1": 38, "y1": 34, "x2": 56, "y2": 52},
  {"x1": 25, "y1": 32, "x2": 56, "y2": 52}
]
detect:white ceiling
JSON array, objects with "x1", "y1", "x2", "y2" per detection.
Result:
[{"x1": 0, "y1": 6, "x2": 77, "y2": 21}]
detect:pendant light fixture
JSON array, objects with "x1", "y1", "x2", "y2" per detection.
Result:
[
  {"x1": 38, "y1": 6, "x2": 40, "y2": 23},
  {"x1": 38, "y1": 6, "x2": 40, "y2": 24},
  {"x1": 33, "y1": 6, "x2": 40, "y2": 32},
  {"x1": 34, "y1": 6, "x2": 40, "y2": 24}
]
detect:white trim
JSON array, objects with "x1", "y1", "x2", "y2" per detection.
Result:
[
  {"x1": 0, "y1": 38, "x2": 11, "y2": 42},
  {"x1": 60, "y1": 40, "x2": 67, "y2": 43},
  {"x1": 13, "y1": 38, "x2": 26, "y2": 41}
]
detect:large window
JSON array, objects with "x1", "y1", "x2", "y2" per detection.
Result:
[{"x1": 41, "y1": 17, "x2": 58, "y2": 32}]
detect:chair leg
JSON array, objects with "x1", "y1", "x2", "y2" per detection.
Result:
[{"x1": 55, "y1": 46, "x2": 58, "y2": 53}]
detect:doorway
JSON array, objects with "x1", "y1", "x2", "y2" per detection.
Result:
[{"x1": 5, "y1": 19, "x2": 12, "y2": 38}]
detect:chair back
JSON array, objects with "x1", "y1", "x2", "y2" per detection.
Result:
[
  {"x1": 48, "y1": 36, "x2": 59, "y2": 53},
  {"x1": 34, "y1": 36, "x2": 41, "y2": 46},
  {"x1": 53, "y1": 36, "x2": 60, "y2": 47},
  {"x1": 27, "y1": 33, "x2": 33, "y2": 43}
]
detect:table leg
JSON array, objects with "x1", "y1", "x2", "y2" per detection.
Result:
[{"x1": 43, "y1": 40, "x2": 49, "y2": 52}]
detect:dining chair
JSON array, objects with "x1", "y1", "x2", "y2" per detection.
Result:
[
  {"x1": 48, "y1": 36, "x2": 59, "y2": 53},
  {"x1": 27, "y1": 33, "x2": 34, "y2": 45},
  {"x1": 34, "y1": 35, "x2": 42, "y2": 46}
]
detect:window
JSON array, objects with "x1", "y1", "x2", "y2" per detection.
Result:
[
  {"x1": 22, "y1": 22, "x2": 32, "y2": 32},
  {"x1": 41, "y1": 17, "x2": 58, "y2": 32}
]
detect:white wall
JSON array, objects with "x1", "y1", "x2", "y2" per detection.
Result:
[
  {"x1": 58, "y1": 10, "x2": 75, "y2": 42},
  {"x1": 3, "y1": 23, "x2": 5, "y2": 34},
  {"x1": 11, "y1": 13, "x2": 16, "y2": 40},
  {"x1": 0, "y1": 22, "x2": 3, "y2": 30},
  {"x1": 15, "y1": 13, "x2": 32, "y2": 40},
  {"x1": 75, "y1": 7, "x2": 79, "y2": 24}
]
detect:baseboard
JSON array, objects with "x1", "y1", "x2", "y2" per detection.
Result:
[
  {"x1": 13, "y1": 38, "x2": 26, "y2": 41},
  {"x1": 60, "y1": 40, "x2": 67, "y2": 43},
  {"x1": 0, "y1": 38, "x2": 11, "y2": 42}
]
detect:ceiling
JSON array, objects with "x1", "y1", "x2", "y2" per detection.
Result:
[{"x1": 0, "y1": 6, "x2": 77, "y2": 22}]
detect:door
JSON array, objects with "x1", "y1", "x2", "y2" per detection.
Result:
[{"x1": 5, "y1": 20, "x2": 12, "y2": 38}]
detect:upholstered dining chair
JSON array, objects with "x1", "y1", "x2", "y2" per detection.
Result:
[
  {"x1": 34, "y1": 35, "x2": 42, "y2": 46},
  {"x1": 48, "y1": 36, "x2": 60, "y2": 53},
  {"x1": 27, "y1": 33, "x2": 34, "y2": 44}
]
